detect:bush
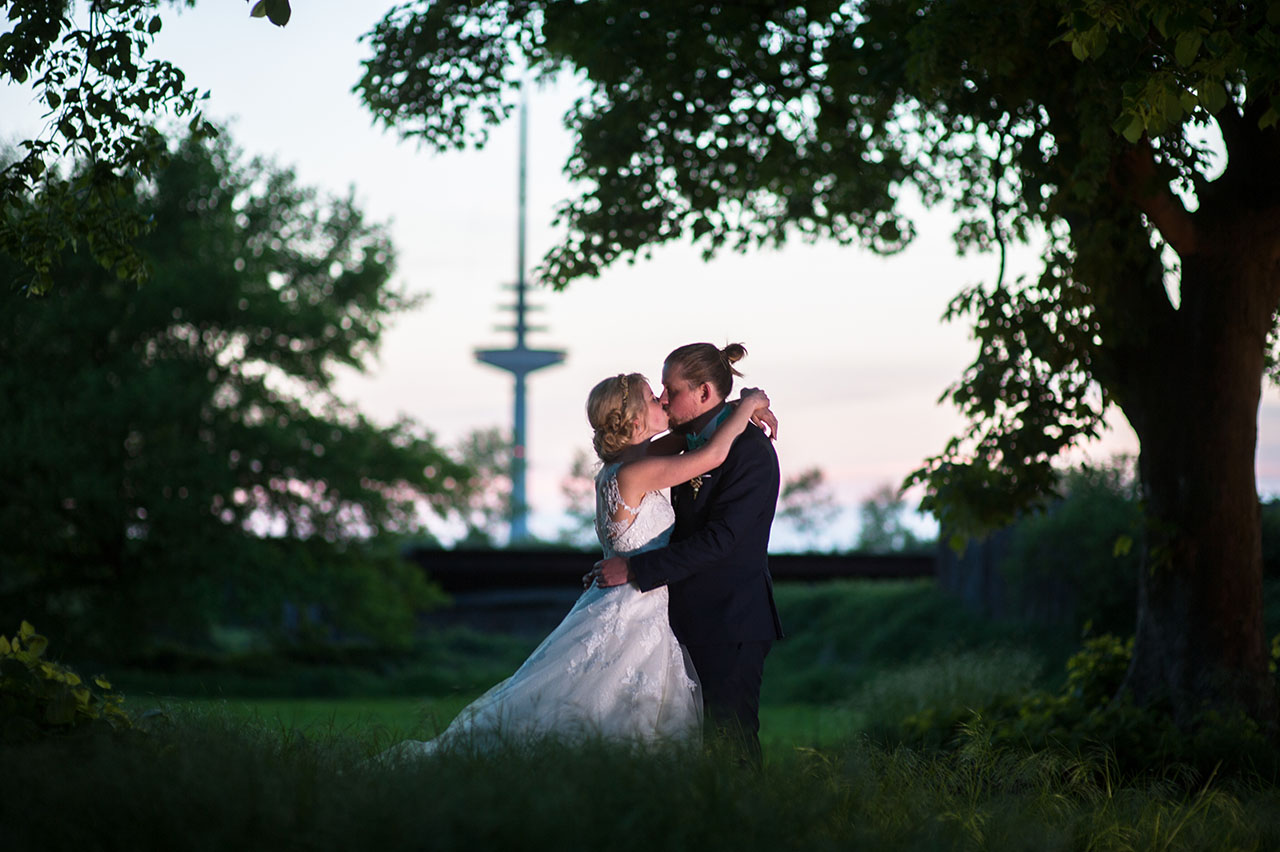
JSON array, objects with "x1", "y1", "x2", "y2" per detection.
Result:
[
  {"x1": 0, "y1": 621, "x2": 130, "y2": 742},
  {"x1": 998, "y1": 460, "x2": 1142, "y2": 635},
  {"x1": 853, "y1": 647, "x2": 1044, "y2": 748},
  {"x1": 891, "y1": 634, "x2": 1280, "y2": 780},
  {"x1": 766, "y1": 580, "x2": 1073, "y2": 705}
]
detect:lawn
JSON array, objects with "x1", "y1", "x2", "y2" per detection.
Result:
[
  {"x1": 8, "y1": 579, "x2": 1280, "y2": 850},
  {"x1": 131, "y1": 695, "x2": 865, "y2": 759}
]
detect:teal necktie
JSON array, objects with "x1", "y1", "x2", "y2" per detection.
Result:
[{"x1": 685, "y1": 406, "x2": 732, "y2": 451}]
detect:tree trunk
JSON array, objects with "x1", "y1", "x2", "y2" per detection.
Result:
[{"x1": 1121, "y1": 227, "x2": 1279, "y2": 724}]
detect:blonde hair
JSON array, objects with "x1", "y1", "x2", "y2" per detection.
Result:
[
  {"x1": 586, "y1": 372, "x2": 648, "y2": 462},
  {"x1": 664, "y1": 342, "x2": 746, "y2": 398}
]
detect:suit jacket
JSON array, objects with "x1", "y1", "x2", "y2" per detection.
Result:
[{"x1": 629, "y1": 422, "x2": 784, "y2": 645}]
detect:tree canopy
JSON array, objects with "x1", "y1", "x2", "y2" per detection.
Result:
[
  {"x1": 0, "y1": 130, "x2": 466, "y2": 653},
  {"x1": 357, "y1": 0, "x2": 1280, "y2": 720},
  {"x1": 0, "y1": 0, "x2": 297, "y2": 294},
  {"x1": 0, "y1": 0, "x2": 215, "y2": 292}
]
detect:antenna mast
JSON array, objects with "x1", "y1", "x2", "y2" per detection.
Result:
[{"x1": 474, "y1": 90, "x2": 565, "y2": 543}]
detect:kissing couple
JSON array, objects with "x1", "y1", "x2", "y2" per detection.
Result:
[{"x1": 388, "y1": 342, "x2": 784, "y2": 766}]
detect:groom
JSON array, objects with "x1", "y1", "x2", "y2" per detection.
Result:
[{"x1": 590, "y1": 342, "x2": 783, "y2": 766}]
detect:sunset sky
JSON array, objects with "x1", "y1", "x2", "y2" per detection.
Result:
[{"x1": 8, "y1": 1, "x2": 1279, "y2": 548}]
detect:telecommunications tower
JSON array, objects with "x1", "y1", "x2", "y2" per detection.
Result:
[{"x1": 474, "y1": 93, "x2": 565, "y2": 543}]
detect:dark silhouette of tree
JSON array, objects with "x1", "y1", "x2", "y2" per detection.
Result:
[{"x1": 0, "y1": 131, "x2": 465, "y2": 653}]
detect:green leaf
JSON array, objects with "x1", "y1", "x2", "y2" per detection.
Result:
[
  {"x1": 25, "y1": 634, "x2": 48, "y2": 659},
  {"x1": 250, "y1": 1, "x2": 268, "y2": 18},
  {"x1": 1175, "y1": 31, "x2": 1201, "y2": 67},
  {"x1": 1153, "y1": 8, "x2": 1170, "y2": 37},
  {"x1": 148, "y1": 16, "x2": 162, "y2": 35},
  {"x1": 1113, "y1": 534, "x2": 1133, "y2": 557},
  {"x1": 1070, "y1": 38, "x2": 1088, "y2": 62},
  {"x1": 266, "y1": 0, "x2": 292, "y2": 27},
  {"x1": 1199, "y1": 80, "x2": 1228, "y2": 114},
  {"x1": 1120, "y1": 114, "x2": 1144, "y2": 143}
]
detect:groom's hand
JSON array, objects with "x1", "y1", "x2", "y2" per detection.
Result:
[{"x1": 584, "y1": 556, "x2": 632, "y2": 588}]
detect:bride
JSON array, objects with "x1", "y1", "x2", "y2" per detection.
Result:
[{"x1": 386, "y1": 373, "x2": 772, "y2": 756}]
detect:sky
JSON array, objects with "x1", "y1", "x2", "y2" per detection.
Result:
[{"x1": 8, "y1": 1, "x2": 1280, "y2": 549}]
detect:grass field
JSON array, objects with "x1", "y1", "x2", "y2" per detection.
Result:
[
  {"x1": 9, "y1": 579, "x2": 1280, "y2": 850},
  {"x1": 131, "y1": 695, "x2": 866, "y2": 759},
  {"x1": 6, "y1": 707, "x2": 1280, "y2": 852}
]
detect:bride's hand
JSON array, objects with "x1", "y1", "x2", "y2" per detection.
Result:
[{"x1": 739, "y1": 388, "x2": 778, "y2": 439}]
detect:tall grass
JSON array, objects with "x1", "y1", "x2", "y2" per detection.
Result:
[
  {"x1": 764, "y1": 580, "x2": 1076, "y2": 705},
  {"x1": 849, "y1": 647, "x2": 1045, "y2": 743},
  {"x1": 4, "y1": 709, "x2": 1279, "y2": 852}
]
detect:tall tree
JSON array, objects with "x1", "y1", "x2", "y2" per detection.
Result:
[
  {"x1": 356, "y1": 0, "x2": 1280, "y2": 722},
  {"x1": 451, "y1": 426, "x2": 514, "y2": 546},
  {"x1": 856, "y1": 484, "x2": 926, "y2": 554},
  {"x1": 777, "y1": 467, "x2": 841, "y2": 548},
  {"x1": 0, "y1": 131, "x2": 466, "y2": 653}
]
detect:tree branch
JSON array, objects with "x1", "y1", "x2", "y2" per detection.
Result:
[{"x1": 1109, "y1": 139, "x2": 1199, "y2": 258}]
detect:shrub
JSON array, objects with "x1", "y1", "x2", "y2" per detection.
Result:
[
  {"x1": 853, "y1": 647, "x2": 1044, "y2": 749},
  {"x1": 893, "y1": 633, "x2": 1280, "y2": 780},
  {"x1": 998, "y1": 460, "x2": 1142, "y2": 635},
  {"x1": 0, "y1": 621, "x2": 130, "y2": 742}
]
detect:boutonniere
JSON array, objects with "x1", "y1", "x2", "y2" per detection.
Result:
[{"x1": 690, "y1": 475, "x2": 703, "y2": 499}]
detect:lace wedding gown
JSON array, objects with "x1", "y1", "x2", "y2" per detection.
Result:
[{"x1": 387, "y1": 463, "x2": 701, "y2": 756}]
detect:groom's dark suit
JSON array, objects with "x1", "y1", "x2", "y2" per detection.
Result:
[{"x1": 629, "y1": 405, "x2": 783, "y2": 762}]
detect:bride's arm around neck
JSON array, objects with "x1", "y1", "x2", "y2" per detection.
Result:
[{"x1": 615, "y1": 392, "x2": 769, "y2": 504}]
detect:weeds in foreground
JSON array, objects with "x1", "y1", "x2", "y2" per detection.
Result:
[{"x1": 3, "y1": 708, "x2": 1280, "y2": 852}]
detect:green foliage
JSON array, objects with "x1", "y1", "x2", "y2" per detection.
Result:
[
  {"x1": 1062, "y1": 0, "x2": 1280, "y2": 138},
  {"x1": 998, "y1": 459, "x2": 1142, "y2": 634},
  {"x1": 556, "y1": 448, "x2": 598, "y2": 548},
  {"x1": 0, "y1": 131, "x2": 466, "y2": 655},
  {"x1": 0, "y1": 0, "x2": 212, "y2": 293},
  {"x1": 0, "y1": 621, "x2": 130, "y2": 742},
  {"x1": 5, "y1": 709, "x2": 1280, "y2": 852},
  {"x1": 451, "y1": 427, "x2": 514, "y2": 546},
  {"x1": 110, "y1": 627, "x2": 538, "y2": 700},
  {"x1": 1261, "y1": 499, "x2": 1280, "y2": 578},
  {"x1": 776, "y1": 466, "x2": 841, "y2": 547},
  {"x1": 855, "y1": 483, "x2": 931, "y2": 553},
  {"x1": 853, "y1": 647, "x2": 1045, "y2": 747},
  {"x1": 247, "y1": 0, "x2": 291, "y2": 27},
  {"x1": 765, "y1": 580, "x2": 1074, "y2": 705},
  {"x1": 891, "y1": 633, "x2": 1280, "y2": 779}
]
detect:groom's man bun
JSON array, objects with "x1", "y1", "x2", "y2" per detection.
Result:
[{"x1": 665, "y1": 342, "x2": 747, "y2": 399}]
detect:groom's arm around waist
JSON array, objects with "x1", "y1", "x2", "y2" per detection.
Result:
[{"x1": 630, "y1": 427, "x2": 779, "y2": 591}]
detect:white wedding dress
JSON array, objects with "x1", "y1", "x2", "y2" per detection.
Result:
[{"x1": 386, "y1": 463, "x2": 701, "y2": 756}]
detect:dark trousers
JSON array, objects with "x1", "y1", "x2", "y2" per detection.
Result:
[{"x1": 685, "y1": 640, "x2": 772, "y2": 768}]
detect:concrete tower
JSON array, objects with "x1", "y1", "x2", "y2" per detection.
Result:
[{"x1": 474, "y1": 93, "x2": 565, "y2": 543}]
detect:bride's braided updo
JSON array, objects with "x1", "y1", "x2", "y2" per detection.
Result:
[{"x1": 586, "y1": 372, "x2": 648, "y2": 462}]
